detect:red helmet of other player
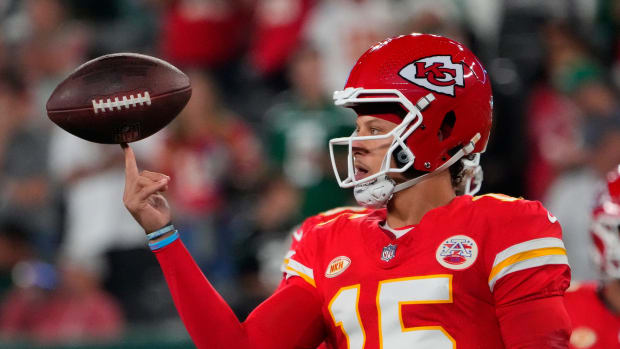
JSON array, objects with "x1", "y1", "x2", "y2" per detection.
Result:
[
  {"x1": 329, "y1": 33, "x2": 493, "y2": 207},
  {"x1": 591, "y1": 165, "x2": 620, "y2": 278}
]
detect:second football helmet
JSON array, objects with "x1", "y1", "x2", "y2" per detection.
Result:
[
  {"x1": 591, "y1": 165, "x2": 620, "y2": 279},
  {"x1": 329, "y1": 33, "x2": 493, "y2": 207}
]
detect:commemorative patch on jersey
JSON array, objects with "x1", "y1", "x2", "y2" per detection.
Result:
[
  {"x1": 436, "y1": 235, "x2": 478, "y2": 270},
  {"x1": 325, "y1": 256, "x2": 351, "y2": 278}
]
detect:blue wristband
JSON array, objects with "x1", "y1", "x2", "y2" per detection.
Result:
[
  {"x1": 149, "y1": 230, "x2": 179, "y2": 251},
  {"x1": 147, "y1": 224, "x2": 175, "y2": 241}
]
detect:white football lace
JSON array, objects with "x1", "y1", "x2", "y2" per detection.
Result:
[{"x1": 92, "y1": 91, "x2": 151, "y2": 114}]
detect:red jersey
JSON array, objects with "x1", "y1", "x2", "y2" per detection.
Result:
[
  {"x1": 283, "y1": 194, "x2": 571, "y2": 349},
  {"x1": 282, "y1": 206, "x2": 374, "y2": 271},
  {"x1": 565, "y1": 282, "x2": 620, "y2": 349}
]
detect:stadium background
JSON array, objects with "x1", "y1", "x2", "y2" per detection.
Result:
[{"x1": 0, "y1": 0, "x2": 619, "y2": 347}]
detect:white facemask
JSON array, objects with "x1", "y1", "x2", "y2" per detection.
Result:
[{"x1": 329, "y1": 88, "x2": 480, "y2": 208}]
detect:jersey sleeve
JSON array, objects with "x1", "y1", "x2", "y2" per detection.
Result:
[
  {"x1": 154, "y1": 237, "x2": 326, "y2": 349},
  {"x1": 281, "y1": 207, "x2": 370, "y2": 288},
  {"x1": 282, "y1": 219, "x2": 321, "y2": 288},
  {"x1": 477, "y1": 195, "x2": 571, "y2": 306}
]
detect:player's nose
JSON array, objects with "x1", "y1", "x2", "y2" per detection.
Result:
[{"x1": 352, "y1": 139, "x2": 368, "y2": 156}]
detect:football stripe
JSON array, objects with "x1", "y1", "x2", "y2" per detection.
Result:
[
  {"x1": 488, "y1": 249, "x2": 568, "y2": 291},
  {"x1": 280, "y1": 252, "x2": 296, "y2": 273},
  {"x1": 284, "y1": 258, "x2": 316, "y2": 287},
  {"x1": 285, "y1": 266, "x2": 316, "y2": 287},
  {"x1": 492, "y1": 237, "x2": 565, "y2": 268}
]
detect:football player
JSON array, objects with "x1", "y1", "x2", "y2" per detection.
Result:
[
  {"x1": 281, "y1": 154, "x2": 483, "y2": 283},
  {"x1": 276, "y1": 154, "x2": 484, "y2": 349},
  {"x1": 564, "y1": 166, "x2": 620, "y2": 349},
  {"x1": 122, "y1": 34, "x2": 571, "y2": 348}
]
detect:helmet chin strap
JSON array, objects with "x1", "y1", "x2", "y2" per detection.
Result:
[
  {"x1": 353, "y1": 175, "x2": 396, "y2": 208},
  {"x1": 352, "y1": 133, "x2": 481, "y2": 208}
]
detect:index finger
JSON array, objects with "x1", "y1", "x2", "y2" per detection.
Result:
[{"x1": 121, "y1": 143, "x2": 139, "y2": 179}]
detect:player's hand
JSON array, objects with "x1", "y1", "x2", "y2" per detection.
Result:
[{"x1": 122, "y1": 143, "x2": 171, "y2": 233}]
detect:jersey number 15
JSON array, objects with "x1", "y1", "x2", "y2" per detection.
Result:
[{"x1": 328, "y1": 275, "x2": 455, "y2": 349}]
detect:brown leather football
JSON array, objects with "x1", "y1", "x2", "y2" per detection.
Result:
[{"x1": 46, "y1": 53, "x2": 191, "y2": 144}]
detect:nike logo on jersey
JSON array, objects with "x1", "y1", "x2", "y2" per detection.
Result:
[{"x1": 547, "y1": 211, "x2": 558, "y2": 224}]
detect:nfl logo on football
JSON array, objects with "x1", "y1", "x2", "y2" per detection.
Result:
[
  {"x1": 435, "y1": 235, "x2": 479, "y2": 270},
  {"x1": 381, "y1": 244, "x2": 397, "y2": 262}
]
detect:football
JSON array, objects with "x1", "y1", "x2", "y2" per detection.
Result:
[{"x1": 46, "y1": 53, "x2": 191, "y2": 144}]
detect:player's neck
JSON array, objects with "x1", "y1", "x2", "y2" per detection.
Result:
[
  {"x1": 602, "y1": 279, "x2": 620, "y2": 314},
  {"x1": 386, "y1": 170, "x2": 455, "y2": 228}
]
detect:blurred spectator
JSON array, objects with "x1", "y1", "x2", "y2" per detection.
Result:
[
  {"x1": 66, "y1": 0, "x2": 159, "y2": 55},
  {"x1": 396, "y1": 0, "x2": 467, "y2": 44},
  {"x1": 264, "y1": 44, "x2": 354, "y2": 218},
  {"x1": 47, "y1": 129, "x2": 165, "y2": 323},
  {"x1": 0, "y1": 221, "x2": 33, "y2": 298},
  {"x1": 545, "y1": 67, "x2": 620, "y2": 280},
  {"x1": 159, "y1": 0, "x2": 251, "y2": 69},
  {"x1": 524, "y1": 23, "x2": 591, "y2": 200},
  {"x1": 48, "y1": 132, "x2": 162, "y2": 267},
  {"x1": 303, "y1": 0, "x2": 396, "y2": 93},
  {"x1": 233, "y1": 176, "x2": 301, "y2": 317},
  {"x1": 248, "y1": 0, "x2": 315, "y2": 77},
  {"x1": 1, "y1": 0, "x2": 620, "y2": 346},
  {"x1": 5, "y1": 0, "x2": 90, "y2": 125},
  {"x1": 0, "y1": 69, "x2": 58, "y2": 257},
  {"x1": 0, "y1": 257, "x2": 124, "y2": 345},
  {"x1": 525, "y1": 88, "x2": 583, "y2": 200},
  {"x1": 158, "y1": 69, "x2": 264, "y2": 279}
]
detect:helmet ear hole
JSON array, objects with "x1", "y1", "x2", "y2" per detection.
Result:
[{"x1": 438, "y1": 111, "x2": 456, "y2": 141}]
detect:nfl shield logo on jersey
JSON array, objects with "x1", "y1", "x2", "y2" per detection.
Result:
[
  {"x1": 381, "y1": 244, "x2": 397, "y2": 262},
  {"x1": 435, "y1": 235, "x2": 478, "y2": 270}
]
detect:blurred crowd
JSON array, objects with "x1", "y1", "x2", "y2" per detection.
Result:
[{"x1": 0, "y1": 0, "x2": 619, "y2": 347}]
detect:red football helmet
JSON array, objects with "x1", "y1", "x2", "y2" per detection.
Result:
[
  {"x1": 591, "y1": 165, "x2": 620, "y2": 278},
  {"x1": 329, "y1": 34, "x2": 493, "y2": 207}
]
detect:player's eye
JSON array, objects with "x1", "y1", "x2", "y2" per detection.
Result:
[{"x1": 370, "y1": 128, "x2": 381, "y2": 135}]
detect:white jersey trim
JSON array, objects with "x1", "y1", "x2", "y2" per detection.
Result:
[
  {"x1": 284, "y1": 258, "x2": 315, "y2": 287},
  {"x1": 489, "y1": 254, "x2": 569, "y2": 291},
  {"x1": 489, "y1": 237, "x2": 568, "y2": 291},
  {"x1": 280, "y1": 250, "x2": 296, "y2": 273},
  {"x1": 492, "y1": 237, "x2": 565, "y2": 268}
]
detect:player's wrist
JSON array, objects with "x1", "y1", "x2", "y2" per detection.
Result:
[
  {"x1": 146, "y1": 222, "x2": 177, "y2": 243},
  {"x1": 148, "y1": 230, "x2": 179, "y2": 250},
  {"x1": 146, "y1": 223, "x2": 179, "y2": 250},
  {"x1": 146, "y1": 222, "x2": 174, "y2": 238}
]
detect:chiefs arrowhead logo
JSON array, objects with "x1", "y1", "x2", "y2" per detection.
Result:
[{"x1": 399, "y1": 55, "x2": 464, "y2": 96}]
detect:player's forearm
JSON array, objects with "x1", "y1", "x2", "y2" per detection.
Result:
[
  {"x1": 153, "y1": 238, "x2": 251, "y2": 349},
  {"x1": 153, "y1": 238, "x2": 326, "y2": 349}
]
